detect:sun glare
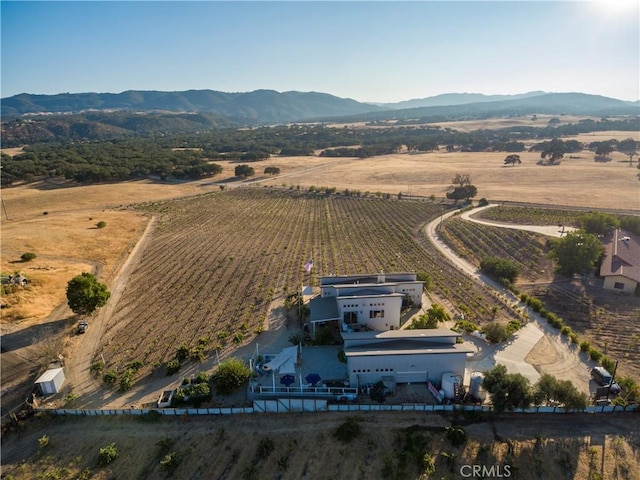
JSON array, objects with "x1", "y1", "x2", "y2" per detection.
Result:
[{"x1": 589, "y1": 0, "x2": 639, "y2": 17}]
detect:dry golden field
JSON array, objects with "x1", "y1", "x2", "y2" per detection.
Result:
[
  {"x1": 2, "y1": 138, "x2": 638, "y2": 329},
  {"x1": 262, "y1": 149, "x2": 639, "y2": 210}
]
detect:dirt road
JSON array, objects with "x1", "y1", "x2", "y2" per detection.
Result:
[{"x1": 62, "y1": 216, "x2": 157, "y2": 403}]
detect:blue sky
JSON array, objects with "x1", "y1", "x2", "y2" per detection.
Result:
[{"x1": 2, "y1": 1, "x2": 639, "y2": 102}]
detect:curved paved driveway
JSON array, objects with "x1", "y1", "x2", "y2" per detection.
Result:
[{"x1": 425, "y1": 205, "x2": 590, "y2": 390}]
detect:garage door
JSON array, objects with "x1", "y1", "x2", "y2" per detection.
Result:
[{"x1": 395, "y1": 371, "x2": 428, "y2": 384}]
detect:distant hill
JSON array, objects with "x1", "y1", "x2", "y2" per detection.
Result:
[
  {"x1": 2, "y1": 90, "x2": 638, "y2": 139},
  {"x1": 377, "y1": 91, "x2": 547, "y2": 109},
  {"x1": 1, "y1": 89, "x2": 383, "y2": 124},
  {"x1": 335, "y1": 92, "x2": 640, "y2": 123}
]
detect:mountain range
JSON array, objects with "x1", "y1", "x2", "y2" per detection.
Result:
[{"x1": 2, "y1": 89, "x2": 638, "y2": 125}]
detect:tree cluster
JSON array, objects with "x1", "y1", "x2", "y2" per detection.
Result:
[
  {"x1": 548, "y1": 231, "x2": 604, "y2": 277},
  {"x1": 1, "y1": 140, "x2": 222, "y2": 186},
  {"x1": 446, "y1": 174, "x2": 477, "y2": 203},
  {"x1": 480, "y1": 256, "x2": 519, "y2": 284},
  {"x1": 409, "y1": 303, "x2": 450, "y2": 329},
  {"x1": 483, "y1": 365, "x2": 588, "y2": 412}
]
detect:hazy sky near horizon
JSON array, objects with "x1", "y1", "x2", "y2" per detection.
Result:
[{"x1": 2, "y1": 1, "x2": 639, "y2": 102}]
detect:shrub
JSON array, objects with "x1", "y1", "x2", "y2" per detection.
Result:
[
  {"x1": 256, "y1": 437, "x2": 275, "y2": 459},
  {"x1": 580, "y1": 340, "x2": 591, "y2": 352},
  {"x1": 507, "y1": 320, "x2": 522, "y2": 336},
  {"x1": 20, "y1": 252, "x2": 37, "y2": 262},
  {"x1": 600, "y1": 356, "x2": 615, "y2": 373},
  {"x1": 102, "y1": 370, "x2": 117, "y2": 385},
  {"x1": 232, "y1": 332, "x2": 244, "y2": 344},
  {"x1": 561, "y1": 326, "x2": 572, "y2": 337},
  {"x1": 212, "y1": 358, "x2": 251, "y2": 395},
  {"x1": 569, "y1": 332, "x2": 579, "y2": 344},
  {"x1": 38, "y1": 435, "x2": 50, "y2": 448},
  {"x1": 119, "y1": 369, "x2": 136, "y2": 391},
  {"x1": 166, "y1": 359, "x2": 181, "y2": 375},
  {"x1": 98, "y1": 443, "x2": 118, "y2": 466},
  {"x1": 589, "y1": 347, "x2": 603, "y2": 362},
  {"x1": 334, "y1": 417, "x2": 362, "y2": 443},
  {"x1": 96, "y1": 221, "x2": 107, "y2": 228},
  {"x1": 422, "y1": 453, "x2": 436, "y2": 475},
  {"x1": 482, "y1": 322, "x2": 509, "y2": 344},
  {"x1": 176, "y1": 344, "x2": 190, "y2": 362},
  {"x1": 160, "y1": 451, "x2": 182, "y2": 474},
  {"x1": 445, "y1": 425, "x2": 467, "y2": 447},
  {"x1": 90, "y1": 361, "x2": 104, "y2": 375},
  {"x1": 454, "y1": 320, "x2": 479, "y2": 334},
  {"x1": 480, "y1": 256, "x2": 519, "y2": 283}
]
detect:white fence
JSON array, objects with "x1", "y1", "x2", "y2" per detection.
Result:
[{"x1": 38, "y1": 402, "x2": 637, "y2": 416}]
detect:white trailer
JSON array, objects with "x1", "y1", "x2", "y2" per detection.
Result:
[{"x1": 35, "y1": 367, "x2": 65, "y2": 395}]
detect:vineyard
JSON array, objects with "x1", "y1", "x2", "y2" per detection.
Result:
[
  {"x1": 474, "y1": 206, "x2": 584, "y2": 227},
  {"x1": 437, "y1": 212, "x2": 640, "y2": 380},
  {"x1": 96, "y1": 188, "x2": 519, "y2": 377},
  {"x1": 436, "y1": 216, "x2": 553, "y2": 283}
]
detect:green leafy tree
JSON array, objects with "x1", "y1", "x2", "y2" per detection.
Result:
[
  {"x1": 66, "y1": 272, "x2": 110, "y2": 316},
  {"x1": 410, "y1": 303, "x2": 450, "y2": 329},
  {"x1": 480, "y1": 256, "x2": 519, "y2": 283},
  {"x1": 548, "y1": 231, "x2": 604, "y2": 277},
  {"x1": 533, "y1": 374, "x2": 588, "y2": 409},
  {"x1": 446, "y1": 185, "x2": 477, "y2": 203},
  {"x1": 482, "y1": 322, "x2": 509, "y2": 343},
  {"x1": 234, "y1": 164, "x2": 255, "y2": 178},
  {"x1": 21, "y1": 252, "x2": 37, "y2": 262},
  {"x1": 212, "y1": 358, "x2": 251, "y2": 395},
  {"x1": 578, "y1": 212, "x2": 619, "y2": 235},
  {"x1": 617, "y1": 138, "x2": 638, "y2": 165},
  {"x1": 540, "y1": 138, "x2": 565, "y2": 164},
  {"x1": 482, "y1": 364, "x2": 532, "y2": 413},
  {"x1": 503, "y1": 154, "x2": 521, "y2": 166},
  {"x1": 264, "y1": 166, "x2": 280, "y2": 175}
]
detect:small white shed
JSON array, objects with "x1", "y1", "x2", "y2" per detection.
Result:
[{"x1": 35, "y1": 367, "x2": 65, "y2": 395}]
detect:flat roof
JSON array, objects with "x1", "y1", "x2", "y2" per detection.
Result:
[
  {"x1": 341, "y1": 329, "x2": 461, "y2": 341},
  {"x1": 35, "y1": 368, "x2": 64, "y2": 383},
  {"x1": 345, "y1": 341, "x2": 473, "y2": 357},
  {"x1": 338, "y1": 291, "x2": 405, "y2": 299},
  {"x1": 309, "y1": 296, "x2": 340, "y2": 322}
]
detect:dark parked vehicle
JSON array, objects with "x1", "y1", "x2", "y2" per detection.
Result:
[{"x1": 591, "y1": 367, "x2": 620, "y2": 394}]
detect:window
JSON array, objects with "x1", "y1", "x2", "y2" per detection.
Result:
[
  {"x1": 370, "y1": 310, "x2": 384, "y2": 319},
  {"x1": 344, "y1": 311, "x2": 357, "y2": 324},
  {"x1": 613, "y1": 282, "x2": 625, "y2": 290}
]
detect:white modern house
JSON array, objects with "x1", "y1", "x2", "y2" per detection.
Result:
[
  {"x1": 308, "y1": 272, "x2": 424, "y2": 335},
  {"x1": 342, "y1": 329, "x2": 472, "y2": 386},
  {"x1": 306, "y1": 272, "x2": 471, "y2": 389}
]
